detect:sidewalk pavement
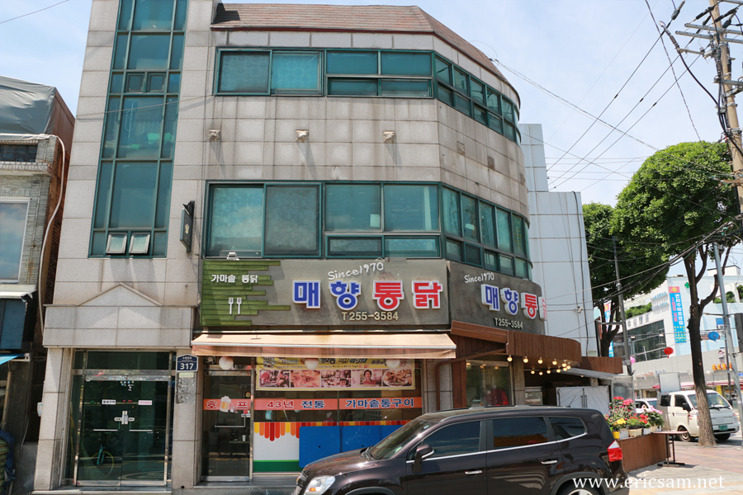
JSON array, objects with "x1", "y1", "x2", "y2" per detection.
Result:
[{"x1": 629, "y1": 432, "x2": 743, "y2": 495}]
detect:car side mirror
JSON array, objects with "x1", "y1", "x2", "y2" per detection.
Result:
[
  {"x1": 412, "y1": 444, "x2": 433, "y2": 473},
  {"x1": 681, "y1": 403, "x2": 691, "y2": 412}
]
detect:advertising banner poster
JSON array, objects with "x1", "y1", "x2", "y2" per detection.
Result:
[
  {"x1": 256, "y1": 358, "x2": 415, "y2": 391},
  {"x1": 669, "y1": 286, "x2": 687, "y2": 343}
]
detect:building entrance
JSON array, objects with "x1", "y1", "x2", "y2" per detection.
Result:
[{"x1": 68, "y1": 351, "x2": 173, "y2": 486}]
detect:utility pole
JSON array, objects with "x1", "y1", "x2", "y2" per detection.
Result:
[
  {"x1": 613, "y1": 237, "x2": 634, "y2": 399},
  {"x1": 712, "y1": 243, "x2": 743, "y2": 448},
  {"x1": 710, "y1": 0, "x2": 743, "y2": 211}
]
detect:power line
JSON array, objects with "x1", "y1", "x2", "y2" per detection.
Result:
[{"x1": 0, "y1": 0, "x2": 70, "y2": 26}]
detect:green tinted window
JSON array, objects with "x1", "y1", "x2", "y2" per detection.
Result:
[
  {"x1": 110, "y1": 74, "x2": 124, "y2": 94},
  {"x1": 496, "y1": 208, "x2": 511, "y2": 252},
  {"x1": 170, "y1": 34, "x2": 184, "y2": 70},
  {"x1": 385, "y1": 237, "x2": 438, "y2": 258},
  {"x1": 128, "y1": 34, "x2": 170, "y2": 70},
  {"x1": 94, "y1": 163, "x2": 112, "y2": 229},
  {"x1": 167, "y1": 73, "x2": 180, "y2": 93},
  {"x1": 446, "y1": 239, "x2": 462, "y2": 261},
  {"x1": 380, "y1": 80, "x2": 430, "y2": 97},
  {"x1": 471, "y1": 80, "x2": 485, "y2": 105},
  {"x1": 113, "y1": 34, "x2": 128, "y2": 70},
  {"x1": 454, "y1": 93, "x2": 470, "y2": 115},
  {"x1": 132, "y1": 0, "x2": 174, "y2": 30},
  {"x1": 480, "y1": 203, "x2": 495, "y2": 247},
  {"x1": 327, "y1": 51, "x2": 377, "y2": 74},
  {"x1": 513, "y1": 216, "x2": 526, "y2": 256},
  {"x1": 504, "y1": 122, "x2": 516, "y2": 141},
  {"x1": 464, "y1": 244, "x2": 481, "y2": 265},
  {"x1": 500, "y1": 255, "x2": 514, "y2": 275},
  {"x1": 325, "y1": 184, "x2": 381, "y2": 231},
  {"x1": 174, "y1": 0, "x2": 188, "y2": 30},
  {"x1": 264, "y1": 186, "x2": 320, "y2": 256},
  {"x1": 381, "y1": 52, "x2": 431, "y2": 76},
  {"x1": 435, "y1": 58, "x2": 450, "y2": 84},
  {"x1": 488, "y1": 114, "x2": 503, "y2": 134},
  {"x1": 486, "y1": 89, "x2": 500, "y2": 113},
  {"x1": 109, "y1": 162, "x2": 158, "y2": 228},
  {"x1": 154, "y1": 162, "x2": 172, "y2": 229},
  {"x1": 442, "y1": 188, "x2": 460, "y2": 236},
  {"x1": 437, "y1": 85, "x2": 453, "y2": 106},
  {"x1": 503, "y1": 99, "x2": 514, "y2": 120},
  {"x1": 474, "y1": 106, "x2": 487, "y2": 126},
  {"x1": 161, "y1": 97, "x2": 178, "y2": 158},
  {"x1": 515, "y1": 258, "x2": 528, "y2": 279},
  {"x1": 118, "y1": 0, "x2": 134, "y2": 30},
  {"x1": 208, "y1": 187, "x2": 264, "y2": 257},
  {"x1": 101, "y1": 98, "x2": 121, "y2": 159},
  {"x1": 384, "y1": 185, "x2": 438, "y2": 232},
  {"x1": 484, "y1": 251, "x2": 498, "y2": 271},
  {"x1": 271, "y1": 52, "x2": 321, "y2": 93},
  {"x1": 461, "y1": 195, "x2": 478, "y2": 241},
  {"x1": 328, "y1": 79, "x2": 377, "y2": 96},
  {"x1": 327, "y1": 237, "x2": 383, "y2": 257},
  {"x1": 117, "y1": 96, "x2": 164, "y2": 158},
  {"x1": 218, "y1": 52, "x2": 270, "y2": 93},
  {"x1": 453, "y1": 68, "x2": 468, "y2": 93}
]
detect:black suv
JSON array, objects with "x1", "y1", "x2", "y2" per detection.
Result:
[{"x1": 293, "y1": 406, "x2": 628, "y2": 495}]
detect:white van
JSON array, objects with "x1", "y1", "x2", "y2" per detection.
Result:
[{"x1": 657, "y1": 390, "x2": 739, "y2": 441}]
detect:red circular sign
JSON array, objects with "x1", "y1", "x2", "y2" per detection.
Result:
[{"x1": 664, "y1": 347, "x2": 674, "y2": 356}]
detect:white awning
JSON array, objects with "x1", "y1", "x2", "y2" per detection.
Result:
[{"x1": 191, "y1": 332, "x2": 456, "y2": 359}]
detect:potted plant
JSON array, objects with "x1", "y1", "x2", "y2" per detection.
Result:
[
  {"x1": 627, "y1": 417, "x2": 644, "y2": 437},
  {"x1": 605, "y1": 396, "x2": 632, "y2": 438},
  {"x1": 645, "y1": 407, "x2": 664, "y2": 432}
]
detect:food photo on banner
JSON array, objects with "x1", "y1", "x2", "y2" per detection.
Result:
[{"x1": 256, "y1": 358, "x2": 415, "y2": 391}]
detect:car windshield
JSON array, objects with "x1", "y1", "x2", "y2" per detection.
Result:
[
  {"x1": 688, "y1": 392, "x2": 730, "y2": 409},
  {"x1": 368, "y1": 417, "x2": 434, "y2": 460}
]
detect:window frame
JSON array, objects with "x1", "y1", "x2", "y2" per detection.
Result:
[
  {"x1": 202, "y1": 181, "x2": 529, "y2": 277},
  {"x1": 0, "y1": 198, "x2": 30, "y2": 283},
  {"x1": 545, "y1": 416, "x2": 587, "y2": 441},
  {"x1": 89, "y1": 0, "x2": 185, "y2": 259}
]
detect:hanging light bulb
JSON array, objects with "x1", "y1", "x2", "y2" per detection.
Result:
[
  {"x1": 556, "y1": 368, "x2": 561, "y2": 373},
  {"x1": 566, "y1": 365, "x2": 571, "y2": 370},
  {"x1": 531, "y1": 369, "x2": 535, "y2": 374},
  {"x1": 538, "y1": 358, "x2": 543, "y2": 364},
  {"x1": 546, "y1": 369, "x2": 551, "y2": 374},
  {"x1": 552, "y1": 359, "x2": 558, "y2": 366},
  {"x1": 539, "y1": 371, "x2": 544, "y2": 376},
  {"x1": 523, "y1": 357, "x2": 529, "y2": 363},
  {"x1": 495, "y1": 365, "x2": 499, "y2": 370},
  {"x1": 507, "y1": 355, "x2": 513, "y2": 362}
]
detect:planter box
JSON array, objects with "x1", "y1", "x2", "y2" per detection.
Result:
[{"x1": 617, "y1": 433, "x2": 667, "y2": 472}]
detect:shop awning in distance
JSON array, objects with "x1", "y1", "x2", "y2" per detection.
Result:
[{"x1": 191, "y1": 332, "x2": 456, "y2": 359}]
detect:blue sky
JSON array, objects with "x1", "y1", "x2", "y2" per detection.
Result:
[{"x1": 0, "y1": 0, "x2": 730, "y2": 208}]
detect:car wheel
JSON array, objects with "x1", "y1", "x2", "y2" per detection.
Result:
[
  {"x1": 677, "y1": 427, "x2": 691, "y2": 442},
  {"x1": 559, "y1": 482, "x2": 601, "y2": 495},
  {"x1": 715, "y1": 434, "x2": 731, "y2": 442}
]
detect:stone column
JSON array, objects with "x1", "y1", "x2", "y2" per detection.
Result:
[
  {"x1": 171, "y1": 350, "x2": 201, "y2": 492},
  {"x1": 34, "y1": 348, "x2": 73, "y2": 490}
]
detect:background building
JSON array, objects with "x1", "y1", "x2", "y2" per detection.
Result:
[
  {"x1": 36, "y1": 1, "x2": 616, "y2": 492},
  {"x1": 0, "y1": 75, "x2": 74, "y2": 493}
]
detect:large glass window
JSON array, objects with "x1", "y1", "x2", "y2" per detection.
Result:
[
  {"x1": 264, "y1": 185, "x2": 320, "y2": 256},
  {"x1": 384, "y1": 185, "x2": 438, "y2": 232},
  {"x1": 327, "y1": 51, "x2": 377, "y2": 74},
  {"x1": 271, "y1": 52, "x2": 321, "y2": 93},
  {"x1": 326, "y1": 184, "x2": 381, "y2": 231},
  {"x1": 217, "y1": 50, "x2": 321, "y2": 95},
  {"x1": 466, "y1": 361, "x2": 511, "y2": 407},
  {"x1": 207, "y1": 187, "x2": 264, "y2": 257},
  {"x1": 218, "y1": 52, "x2": 270, "y2": 94},
  {"x1": 203, "y1": 182, "x2": 528, "y2": 276},
  {"x1": 0, "y1": 201, "x2": 29, "y2": 281},
  {"x1": 90, "y1": 0, "x2": 185, "y2": 258}
]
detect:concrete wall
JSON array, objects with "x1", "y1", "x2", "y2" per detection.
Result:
[{"x1": 521, "y1": 124, "x2": 596, "y2": 356}]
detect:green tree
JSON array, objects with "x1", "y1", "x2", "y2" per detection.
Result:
[
  {"x1": 613, "y1": 141, "x2": 737, "y2": 446},
  {"x1": 583, "y1": 203, "x2": 667, "y2": 357}
]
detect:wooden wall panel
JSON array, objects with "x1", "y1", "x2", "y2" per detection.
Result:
[{"x1": 617, "y1": 434, "x2": 667, "y2": 472}]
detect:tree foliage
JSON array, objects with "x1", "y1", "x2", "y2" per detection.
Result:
[
  {"x1": 583, "y1": 202, "x2": 667, "y2": 356},
  {"x1": 612, "y1": 141, "x2": 737, "y2": 446}
]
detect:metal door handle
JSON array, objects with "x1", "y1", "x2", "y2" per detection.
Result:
[
  {"x1": 541, "y1": 460, "x2": 558, "y2": 465},
  {"x1": 93, "y1": 429, "x2": 119, "y2": 432},
  {"x1": 465, "y1": 470, "x2": 482, "y2": 475},
  {"x1": 130, "y1": 429, "x2": 153, "y2": 432}
]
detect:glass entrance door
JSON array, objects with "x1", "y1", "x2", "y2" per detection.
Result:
[{"x1": 201, "y1": 369, "x2": 252, "y2": 480}]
